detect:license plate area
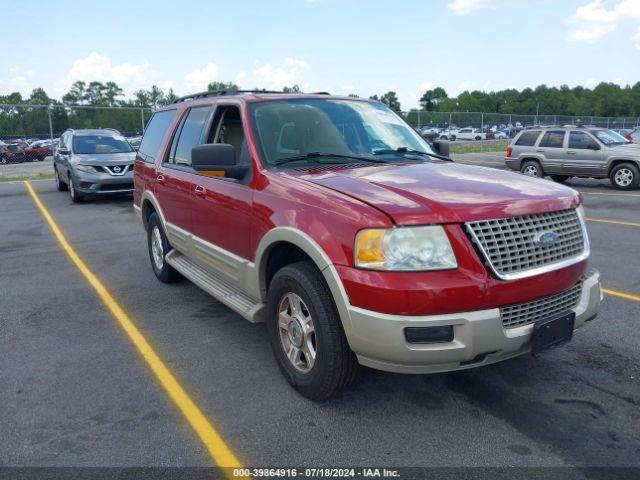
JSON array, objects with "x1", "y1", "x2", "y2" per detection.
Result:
[{"x1": 531, "y1": 312, "x2": 575, "y2": 356}]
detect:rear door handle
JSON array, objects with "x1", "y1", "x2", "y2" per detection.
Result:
[
  {"x1": 536, "y1": 149, "x2": 545, "y2": 153},
  {"x1": 194, "y1": 185, "x2": 206, "y2": 197},
  {"x1": 566, "y1": 151, "x2": 576, "y2": 154},
  {"x1": 156, "y1": 174, "x2": 165, "y2": 185}
]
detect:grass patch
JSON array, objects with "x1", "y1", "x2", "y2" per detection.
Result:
[
  {"x1": 0, "y1": 172, "x2": 55, "y2": 183},
  {"x1": 450, "y1": 141, "x2": 509, "y2": 154}
]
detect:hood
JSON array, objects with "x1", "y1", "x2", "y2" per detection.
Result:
[
  {"x1": 285, "y1": 162, "x2": 580, "y2": 225},
  {"x1": 72, "y1": 151, "x2": 136, "y2": 166},
  {"x1": 608, "y1": 143, "x2": 640, "y2": 155}
]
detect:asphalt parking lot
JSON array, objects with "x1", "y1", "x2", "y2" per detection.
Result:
[{"x1": 1, "y1": 154, "x2": 639, "y2": 473}]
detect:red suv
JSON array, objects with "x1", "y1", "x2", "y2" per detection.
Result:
[{"x1": 133, "y1": 90, "x2": 602, "y2": 400}]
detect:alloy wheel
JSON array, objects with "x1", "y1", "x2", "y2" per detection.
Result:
[
  {"x1": 523, "y1": 165, "x2": 539, "y2": 176},
  {"x1": 151, "y1": 225, "x2": 164, "y2": 270},
  {"x1": 278, "y1": 292, "x2": 317, "y2": 373},
  {"x1": 614, "y1": 168, "x2": 634, "y2": 187}
]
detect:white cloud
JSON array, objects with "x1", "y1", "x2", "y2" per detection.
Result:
[
  {"x1": 63, "y1": 52, "x2": 166, "y2": 95},
  {"x1": 0, "y1": 67, "x2": 37, "y2": 96},
  {"x1": 448, "y1": 0, "x2": 521, "y2": 15},
  {"x1": 566, "y1": 0, "x2": 640, "y2": 48},
  {"x1": 455, "y1": 80, "x2": 473, "y2": 95},
  {"x1": 341, "y1": 85, "x2": 355, "y2": 93},
  {"x1": 419, "y1": 81, "x2": 435, "y2": 92},
  {"x1": 184, "y1": 62, "x2": 219, "y2": 91},
  {"x1": 585, "y1": 77, "x2": 599, "y2": 88},
  {"x1": 254, "y1": 58, "x2": 309, "y2": 89},
  {"x1": 234, "y1": 71, "x2": 247, "y2": 86}
]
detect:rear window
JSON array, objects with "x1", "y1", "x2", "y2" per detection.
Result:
[
  {"x1": 539, "y1": 130, "x2": 565, "y2": 148},
  {"x1": 138, "y1": 109, "x2": 177, "y2": 163},
  {"x1": 515, "y1": 130, "x2": 540, "y2": 146}
]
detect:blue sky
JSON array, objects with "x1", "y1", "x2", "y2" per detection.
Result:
[{"x1": 2, "y1": 0, "x2": 639, "y2": 109}]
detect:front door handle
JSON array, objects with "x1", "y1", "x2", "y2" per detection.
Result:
[
  {"x1": 536, "y1": 149, "x2": 545, "y2": 153},
  {"x1": 157, "y1": 174, "x2": 165, "y2": 185},
  {"x1": 194, "y1": 185, "x2": 206, "y2": 197},
  {"x1": 566, "y1": 150, "x2": 576, "y2": 155}
]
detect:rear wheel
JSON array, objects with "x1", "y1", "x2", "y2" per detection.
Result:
[
  {"x1": 610, "y1": 163, "x2": 639, "y2": 190},
  {"x1": 147, "y1": 212, "x2": 181, "y2": 283},
  {"x1": 521, "y1": 160, "x2": 543, "y2": 178},
  {"x1": 0, "y1": 156, "x2": 7, "y2": 165},
  {"x1": 267, "y1": 261, "x2": 358, "y2": 401}
]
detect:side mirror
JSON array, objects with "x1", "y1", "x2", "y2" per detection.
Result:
[
  {"x1": 57, "y1": 147, "x2": 69, "y2": 155},
  {"x1": 191, "y1": 144, "x2": 249, "y2": 180},
  {"x1": 432, "y1": 140, "x2": 450, "y2": 157}
]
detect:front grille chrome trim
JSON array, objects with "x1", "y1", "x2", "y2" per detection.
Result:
[
  {"x1": 466, "y1": 208, "x2": 590, "y2": 281},
  {"x1": 500, "y1": 280, "x2": 583, "y2": 328}
]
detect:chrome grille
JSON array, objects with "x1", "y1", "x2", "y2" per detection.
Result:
[
  {"x1": 466, "y1": 209, "x2": 585, "y2": 279},
  {"x1": 500, "y1": 281, "x2": 583, "y2": 328}
]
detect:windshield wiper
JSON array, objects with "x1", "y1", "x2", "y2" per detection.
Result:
[
  {"x1": 275, "y1": 152, "x2": 390, "y2": 166},
  {"x1": 373, "y1": 146, "x2": 452, "y2": 162}
]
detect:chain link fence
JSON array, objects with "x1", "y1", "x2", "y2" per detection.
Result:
[
  {"x1": 402, "y1": 110, "x2": 640, "y2": 131},
  {"x1": 0, "y1": 104, "x2": 152, "y2": 143}
]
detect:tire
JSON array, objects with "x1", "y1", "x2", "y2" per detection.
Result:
[
  {"x1": 266, "y1": 261, "x2": 358, "y2": 401},
  {"x1": 54, "y1": 166, "x2": 68, "y2": 191},
  {"x1": 520, "y1": 160, "x2": 543, "y2": 178},
  {"x1": 147, "y1": 212, "x2": 181, "y2": 283},
  {"x1": 609, "y1": 163, "x2": 640, "y2": 190},
  {"x1": 450, "y1": 135, "x2": 456, "y2": 141},
  {"x1": 550, "y1": 175, "x2": 570, "y2": 183},
  {"x1": 68, "y1": 175, "x2": 84, "y2": 203},
  {"x1": 474, "y1": 136, "x2": 481, "y2": 141}
]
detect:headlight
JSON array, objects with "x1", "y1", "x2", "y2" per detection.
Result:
[
  {"x1": 355, "y1": 226, "x2": 457, "y2": 271},
  {"x1": 75, "y1": 164, "x2": 98, "y2": 174}
]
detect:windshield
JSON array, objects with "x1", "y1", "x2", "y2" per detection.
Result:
[
  {"x1": 591, "y1": 129, "x2": 630, "y2": 146},
  {"x1": 73, "y1": 135, "x2": 133, "y2": 154},
  {"x1": 249, "y1": 99, "x2": 434, "y2": 166}
]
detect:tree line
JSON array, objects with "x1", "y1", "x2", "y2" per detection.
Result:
[{"x1": 2, "y1": 80, "x2": 640, "y2": 138}]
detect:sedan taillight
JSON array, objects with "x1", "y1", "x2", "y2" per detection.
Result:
[{"x1": 506, "y1": 146, "x2": 513, "y2": 157}]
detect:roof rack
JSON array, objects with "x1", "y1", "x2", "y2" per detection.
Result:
[{"x1": 172, "y1": 88, "x2": 332, "y2": 104}]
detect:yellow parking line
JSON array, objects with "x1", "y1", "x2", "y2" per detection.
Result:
[
  {"x1": 586, "y1": 217, "x2": 640, "y2": 228},
  {"x1": 603, "y1": 288, "x2": 640, "y2": 302},
  {"x1": 24, "y1": 181, "x2": 243, "y2": 472},
  {"x1": 580, "y1": 191, "x2": 640, "y2": 198}
]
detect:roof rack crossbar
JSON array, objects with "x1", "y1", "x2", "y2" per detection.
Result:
[{"x1": 172, "y1": 88, "x2": 316, "y2": 104}]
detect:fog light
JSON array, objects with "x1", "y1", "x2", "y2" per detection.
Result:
[{"x1": 404, "y1": 326, "x2": 453, "y2": 344}]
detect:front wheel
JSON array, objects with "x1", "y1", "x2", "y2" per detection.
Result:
[
  {"x1": 68, "y1": 175, "x2": 84, "y2": 203},
  {"x1": 267, "y1": 261, "x2": 358, "y2": 401},
  {"x1": 610, "y1": 163, "x2": 639, "y2": 190},
  {"x1": 55, "y1": 167, "x2": 68, "y2": 191}
]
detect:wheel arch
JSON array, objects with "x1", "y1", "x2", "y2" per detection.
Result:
[
  {"x1": 139, "y1": 190, "x2": 167, "y2": 231},
  {"x1": 606, "y1": 157, "x2": 640, "y2": 174}
]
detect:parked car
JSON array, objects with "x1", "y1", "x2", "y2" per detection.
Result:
[
  {"x1": 493, "y1": 130, "x2": 508, "y2": 140},
  {"x1": 127, "y1": 135, "x2": 142, "y2": 150},
  {"x1": 0, "y1": 143, "x2": 27, "y2": 163},
  {"x1": 53, "y1": 129, "x2": 136, "y2": 202},
  {"x1": 438, "y1": 128, "x2": 458, "y2": 141},
  {"x1": 455, "y1": 127, "x2": 486, "y2": 141},
  {"x1": 625, "y1": 127, "x2": 639, "y2": 143},
  {"x1": 133, "y1": 90, "x2": 601, "y2": 400},
  {"x1": 506, "y1": 126, "x2": 640, "y2": 189},
  {"x1": 24, "y1": 140, "x2": 52, "y2": 161}
]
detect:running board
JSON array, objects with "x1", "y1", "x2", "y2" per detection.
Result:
[{"x1": 165, "y1": 250, "x2": 266, "y2": 323}]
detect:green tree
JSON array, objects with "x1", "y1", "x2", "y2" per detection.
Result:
[
  {"x1": 62, "y1": 81, "x2": 87, "y2": 105},
  {"x1": 282, "y1": 84, "x2": 302, "y2": 93},
  {"x1": 419, "y1": 87, "x2": 447, "y2": 111},
  {"x1": 207, "y1": 81, "x2": 238, "y2": 92},
  {"x1": 371, "y1": 91, "x2": 401, "y2": 111}
]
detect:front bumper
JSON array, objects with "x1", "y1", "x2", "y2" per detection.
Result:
[
  {"x1": 72, "y1": 169, "x2": 134, "y2": 195},
  {"x1": 345, "y1": 270, "x2": 602, "y2": 374}
]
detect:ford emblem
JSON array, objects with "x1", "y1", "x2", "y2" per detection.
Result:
[{"x1": 534, "y1": 231, "x2": 559, "y2": 247}]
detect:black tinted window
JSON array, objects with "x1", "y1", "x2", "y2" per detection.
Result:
[
  {"x1": 171, "y1": 107, "x2": 211, "y2": 166},
  {"x1": 540, "y1": 131, "x2": 565, "y2": 148},
  {"x1": 515, "y1": 130, "x2": 540, "y2": 146},
  {"x1": 569, "y1": 131, "x2": 598, "y2": 149},
  {"x1": 138, "y1": 109, "x2": 177, "y2": 163}
]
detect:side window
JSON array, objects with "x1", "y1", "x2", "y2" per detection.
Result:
[
  {"x1": 207, "y1": 105, "x2": 247, "y2": 164},
  {"x1": 569, "y1": 131, "x2": 598, "y2": 149},
  {"x1": 515, "y1": 130, "x2": 540, "y2": 146},
  {"x1": 169, "y1": 106, "x2": 211, "y2": 166},
  {"x1": 539, "y1": 130, "x2": 565, "y2": 148},
  {"x1": 138, "y1": 109, "x2": 177, "y2": 163}
]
